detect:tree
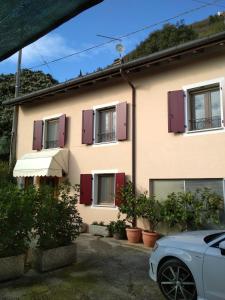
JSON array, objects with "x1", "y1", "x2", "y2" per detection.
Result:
[
  {"x1": 0, "y1": 69, "x2": 58, "y2": 160},
  {"x1": 124, "y1": 21, "x2": 198, "y2": 62}
]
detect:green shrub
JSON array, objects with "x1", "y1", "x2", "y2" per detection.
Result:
[
  {"x1": 91, "y1": 221, "x2": 105, "y2": 226},
  {"x1": 139, "y1": 193, "x2": 163, "y2": 232},
  {"x1": 0, "y1": 184, "x2": 35, "y2": 257},
  {"x1": 107, "y1": 219, "x2": 127, "y2": 239},
  {"x1": 34, "y1": 184, "x2": 82, "y2": 250},
  {"x1": 118, "y1": 181, "x2": 141, "y2": 228},
  {"x1": 0, "y1": 160, "x2": 15, "y2": 188},
  {"x1": 163, "y1": 188, "x2": 223, "y2": 231},
  {"x1": 107, "y1": 221, "x2": 115, "y2": 236}
]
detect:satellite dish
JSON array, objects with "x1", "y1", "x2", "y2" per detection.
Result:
[{"x1": 116, "y1": 43, "x2": 125, "y2": 54}]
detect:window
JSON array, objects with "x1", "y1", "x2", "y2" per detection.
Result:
[
  {"x1": 185, "y1": 179, "x2": 224, "y2": 197},
  {"x1": 39, "y1": 176, "x2": 59, "y2": 197},
  {"x1": 82, "y1": 102, "x2": 127, "y2": 145},
  {"x1": 33, "y1": 114, "x2": 66, "y2": 151},
  {"x1": 188, "y1": 85, "x2": 222, "y2": 131},
  {"x1": 150, "y1": 179, "x2": 224, "y2": 200},
  {"x1": 96, "y1": 174, "x2": 115, "y2": 205},
  {"x1": 25, "y1": 177, "x2": 34, "y2": 189},
  {"x1": 45, "y1": 118, "x2": 59, "y2": 149},
  {"x1": 17, "y1": 177, "x2": 34, "y2": 189},
  {"x1": 150, "y1": 179, "x2": 184, "y2": 200},
  {"x1": 80, "y1": 172, "x2": 125, "y2": 206},
  {"x1": 96, "y1": 107, "x2": 116, "y2": 143},
  {"x1": 39, "y1": 176, "x2": 59, "y2": 188}
]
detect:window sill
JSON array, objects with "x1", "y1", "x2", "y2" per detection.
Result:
[
  {"x1": 185, "y1": 126, "x2": 224, "y2": 135},
  {"x1": 91, "y1": 205, "x2": 117, "y2": 210},
  {"x1": 92, "y1": 141, "x2": 118, "y2": 147},
  {"x1": 42, "y1": 147, "x2": 60, "y2": 150}
]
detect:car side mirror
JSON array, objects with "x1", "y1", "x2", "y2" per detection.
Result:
[{"x1": 219, "y1": 241, "x2": 225, "y2": 256}]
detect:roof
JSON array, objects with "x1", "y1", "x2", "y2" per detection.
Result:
[
  {"x1": 0, "y1": 0, "x2": 103, "y2": 62},
  {"x1": 4, "y1": 30, "x2": 225, "y2": 106}
]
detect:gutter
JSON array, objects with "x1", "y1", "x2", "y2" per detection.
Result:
[{"x1": 120, "y1": 67, "x2": 136, "y2": 197}]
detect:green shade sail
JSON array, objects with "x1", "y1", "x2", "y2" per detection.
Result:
[{"x1": 0, "y1": 0, "x2": 103, "y2": 62}]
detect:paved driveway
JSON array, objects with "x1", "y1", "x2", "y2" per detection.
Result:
[{"x1": 0, "y1": 234, "x2": 164, "y2": 300}]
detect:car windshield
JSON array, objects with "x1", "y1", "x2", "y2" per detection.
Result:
[{"x1": 204, "y1": 232, "x2": 225, "y2": 244}]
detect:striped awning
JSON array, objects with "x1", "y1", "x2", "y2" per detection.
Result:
[{"x1": 13, "y1": 149, "x2": 68, "y2": 177}]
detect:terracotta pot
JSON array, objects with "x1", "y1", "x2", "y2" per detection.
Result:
[
  {"x1": 142, "y1": 231, "x2": 160, "y2": 247},
  {"x1": 126, "y1": 228, "x2": 142, "y2": 243}
]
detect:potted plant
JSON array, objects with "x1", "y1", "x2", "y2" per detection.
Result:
[
  {"x1": 139, "y1": 193, "x2": 162, "y2": 247},
  {"x1": 118, "y1": 181, "x2": 142, "y2": 243},
  {"x1": 107, "y1": 219, "x2": 127, "y2": 240},
  {"x1": 89, "y1": 221, "x2": 110, "y2": 237},
  {"x1": 33, "y1": 184, "x2": 82, "y2": 272},
  {"x1": 0, "y1": 184, "x2": 34, "y2": 281}
]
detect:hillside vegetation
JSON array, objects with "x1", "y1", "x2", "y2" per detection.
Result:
[
  {"x1": 0, "y1": 69, "x2": 58, "y2": 160},
  {"x1": 124, "y1": 14, "x2": 225, "y2": 62}
]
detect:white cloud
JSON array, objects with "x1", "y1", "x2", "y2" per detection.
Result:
[
  {"x1": 8, "y1": 33, "x2": 76, "y2": 65},
  {"x1": 5, "y1": 32, "x2": 143, "y2": 70}
]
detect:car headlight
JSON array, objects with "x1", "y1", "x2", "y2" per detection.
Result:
[{"x1": 152, "y1": 242, "x2": 159, "y2": 252}]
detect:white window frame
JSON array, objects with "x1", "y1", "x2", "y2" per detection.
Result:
[
  {"x1": 93, "y1": 101, "x2": 119, "y2": 146},
  {"x1": 183, "y1": 78, "x2": 225, "y2": 134},
  {"x1": 91, "y1": 169, "x2": 118, "y2": 209},
  {"x1": 42, "y1": 114, "x2": 63, "y2": 149}
]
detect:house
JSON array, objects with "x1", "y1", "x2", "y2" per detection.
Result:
[{"x1": 4, "y1": 31, "x2": 225, "y2": 226}]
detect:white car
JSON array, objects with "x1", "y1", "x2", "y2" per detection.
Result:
[{"x1": 149, "y1": 230, "x2": 225, "y2": 300}]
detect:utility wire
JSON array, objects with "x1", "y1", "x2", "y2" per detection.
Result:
[
  {"x1": 29, "y1": 0, "x2": 224, "y2": 70},
  {"x1": 191, "y1": 0, "x2": 225, "y2": 9},
  {"x1": 31, "y1": 44, "x2": 52, "y2": 74}
]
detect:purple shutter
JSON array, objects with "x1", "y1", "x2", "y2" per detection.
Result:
[
  {"x1": 168, "y1": 90, "x2": 185, "y2": 133},
  {"x1": 115, "y1": 173, "x2": 126, "y2": 207},
  {"x1": 57, "y1": 114, "x2": 66, "y2": 148},
  {"x1": 80, "y1": 174, "x2": 92, "y2": 205},
  {"x1": 32, "y1": 120, "x2": 43, "y2": 150},
  {"x1": 82, "y1": 110, "x2": 94, "y2": 145},
  {"x1": 116, "y1": 102, "x2": 127, "y2": 141}
]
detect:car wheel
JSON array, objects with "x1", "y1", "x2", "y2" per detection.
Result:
[{"x1": 158, "y1": 259, "x2": 197, "y2": 300}]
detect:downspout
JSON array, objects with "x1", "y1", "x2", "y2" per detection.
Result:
[{"x1": 120, "y1": 67, "x2": 136, "y2": 195}]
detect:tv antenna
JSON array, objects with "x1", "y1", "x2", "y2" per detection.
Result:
[
  {"x1": 115, "y1": 43, "x2": 125, "y2": 58},
  {"x1": 97, "y1": 34, "x2": 125, "y2": 59}
]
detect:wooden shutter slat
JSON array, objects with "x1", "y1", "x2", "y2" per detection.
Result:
[
  {"x1": 115, "y1": 173, "x2": 126, "y2": 207},
  {"x1": 116, "y1": 102, "x2": 127, "y2": 141},
  {"x1": 168, "y1": 90, "x2": 185, "y2": 133},
  {"x1": 58, "y1": 114, "x2": 66, "y2": 148},
  {"x1": 80, "y1": 174, "x2": 92, "y2": 205},
  {"x1": 32, "y1": 120, "x2": 43, "y2": 150},
  {"x1": 82, "y1": 110, "x2": 94, "y2": 145}
]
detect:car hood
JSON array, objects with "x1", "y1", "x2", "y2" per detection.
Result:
[{"x1": 158, "y1": 230, "x2": 225, "y2": 248}]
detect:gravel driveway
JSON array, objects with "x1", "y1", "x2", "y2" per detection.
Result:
[{"x1": 0, "y1": 234, "x2": 164, "y2": 300}]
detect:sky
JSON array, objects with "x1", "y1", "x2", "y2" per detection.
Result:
[{"x1": 0, "y1": 0, "x2": 225, "y2": 83}]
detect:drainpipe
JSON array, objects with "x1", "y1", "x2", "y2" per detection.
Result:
[{"x1": 120, "y1": 67, "x2": 136, "y2": 195}]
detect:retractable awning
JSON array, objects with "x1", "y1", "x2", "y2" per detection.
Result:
[
  {"x1": 0, "y1": 0, "x2": 103, "y2": 61},
  {"x1": 13, "y1": 149, "x2": 68, "y2": 177}
]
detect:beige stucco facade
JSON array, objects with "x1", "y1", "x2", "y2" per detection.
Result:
[
  {"x1": 17, "y1": 80, "x2": 132, "y2": 224},
  {"x1": 16, "y1": 45, "x2": 225, "y2": 225}
]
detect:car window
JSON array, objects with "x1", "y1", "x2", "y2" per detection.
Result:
[
  {"x1": 211, "y1": 237, "x2": 225, "y2": 248},
  {"x1": 204, "y1": 232, "x2": 225, "y2": 244}
]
